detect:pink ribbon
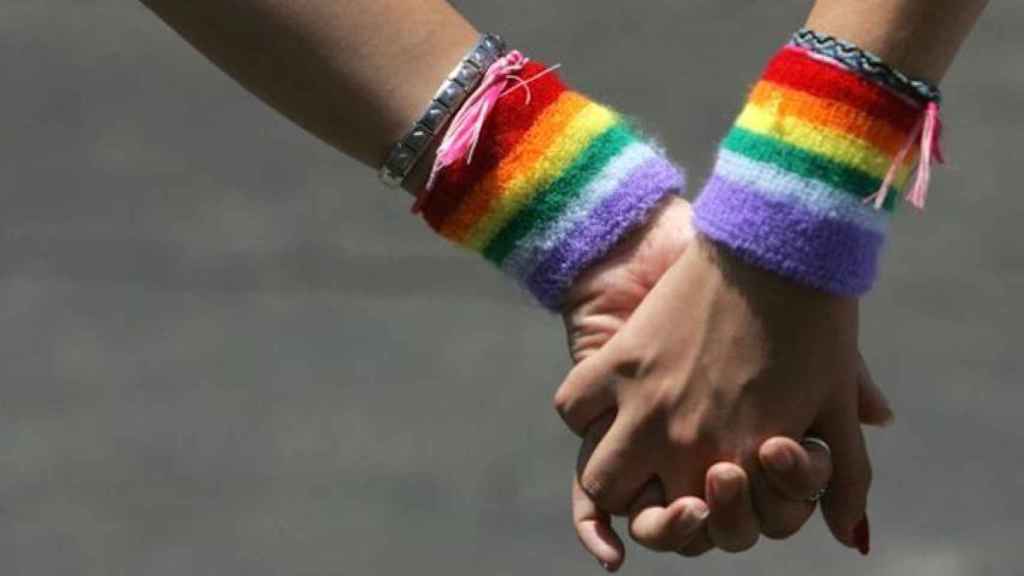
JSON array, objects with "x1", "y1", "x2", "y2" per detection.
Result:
[
  {"x1": 413, "y1": 51, "x2": 560, "y2": 212},
  {"x1": 868, "y1": 101, "x2": 945, "y2": 211}
]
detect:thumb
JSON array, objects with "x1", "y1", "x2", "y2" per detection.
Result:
[{"x1": 856, "y1": 353, "x2": 894, "y2": 427}]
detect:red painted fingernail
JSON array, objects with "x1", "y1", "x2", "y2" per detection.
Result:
[{"x1": 853, "y1": 516, "x2": 870, "y2": 556}]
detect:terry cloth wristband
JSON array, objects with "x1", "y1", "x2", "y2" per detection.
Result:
[
  {"x1": 693, "y1": 32, "x2": 942, "y2": 295},
  {"x1": 416, "y1": 53, "x2": 685, "y2": 310}
]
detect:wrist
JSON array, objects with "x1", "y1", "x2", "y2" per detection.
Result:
[
  {"x1": 805, "y1": 0, "x2": 987, "y2": 84},
  {"x1": 380, "y1": 32, "x2": 494, "y2": 192},
  {"x1": 415, "y1": 53, "x2": 685, "y2": 310},
  {"x1": 693, "y1": 31, "x2": 940, "y2": 295}
]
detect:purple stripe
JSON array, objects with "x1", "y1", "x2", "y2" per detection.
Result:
[
  {"x1": 526, "y1": 156, "x2": 683, "y2": 309},
  {"x1": 692, "y1": 174, "x2": 884, "y2": 295}
]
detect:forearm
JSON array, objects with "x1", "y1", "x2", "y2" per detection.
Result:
[
  {"x1": 806, "y1": 0, "x2": 988, "y2": 84},
  {"x1": 140, "y1": 1, "x2": 684, "y2": 310},
  {"x1": 139, "y1": 0, "x2": 477, "y2": 191},
  {"x1": 692, "y1": 0, "x2": 987, "y2": 295}
]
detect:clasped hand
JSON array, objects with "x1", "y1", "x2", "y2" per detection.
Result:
[{"x1": 558, "y1": 197, "x2": 890, "y2": 568}]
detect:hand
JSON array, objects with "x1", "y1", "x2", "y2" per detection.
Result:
[
  {"x1": 572, "y1": 423, "x2": 838, "y2": 569},
  {"x1": 559, "y1": 197, "x2": 891, "y2": 567}
]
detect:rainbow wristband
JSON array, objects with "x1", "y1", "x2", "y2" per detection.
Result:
[
  {"x1": 693, "y1": 42, "x2": 933, "y2": 295},
  {"x1": 419, "y1": 60, "x2": 684, "y2": 310}
]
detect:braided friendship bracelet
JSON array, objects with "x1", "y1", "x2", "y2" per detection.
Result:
[
  {"x1": 693, "y1": 33, "x2": 944, "y2": 295},
  {"x1": 791, "y1": 28, "x2": 942, "y2": 104},
  {"x1": 416, "y1": 54, "x2": 684, "y2": 310}
]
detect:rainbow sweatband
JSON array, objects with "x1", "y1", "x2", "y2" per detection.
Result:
[
  {"x1": 419, "y1": 60, "x2": 684, "y2": 309},
  {"x1": 693, "y1": 40, "x2": 937, "y2": 295}
]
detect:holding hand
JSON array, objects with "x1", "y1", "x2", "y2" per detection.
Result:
[{"x1": 560, "y1": 197, "x2": 890, "y2": 568}]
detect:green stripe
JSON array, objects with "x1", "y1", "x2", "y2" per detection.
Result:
[
  {"x1": 483, "y1": 122, "x2": 637, "y2": 264},
  {"x1": 723, "y1": 127, "x2": 900, "y2": 211}
]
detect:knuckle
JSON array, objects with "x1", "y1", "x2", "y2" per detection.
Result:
[
  {"x1": 665, "y1": 417, "x2": 699, "y2": 450},
  {"x1": 552, "y1": 387, "x2": 588, "y2": 435},
  {"x1": 579, "y1": 471, "x2": 613, "y2": 504},
  {"x1": 552, "y1": 386, "x2": 575, "y2": 419},
  {"x1": 608, "y1": 347, "x2": 657, "y2": 381}
]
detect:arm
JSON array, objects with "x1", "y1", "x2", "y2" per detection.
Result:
[
  {"x1": 140, "y1": 0, "x2": 684, "y2": 311},
  {"x1": 139, "y1": 0, "x2": 477, "y2": 192},
  {"x1": 561, "y1": 0, "x2": 988, "y2": 565},
  {"x1": 138, "y1": 1, "x2": 861, "y2": 568},
  {"x1": 807, "y1": 0, "x2": 988, "y2": 83}
]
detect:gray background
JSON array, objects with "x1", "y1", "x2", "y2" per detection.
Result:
[{"x1": 2, "y1": 1, "x2": 1022, "y2": 574}]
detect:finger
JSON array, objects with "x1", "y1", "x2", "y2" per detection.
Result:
[
  {"x1": 753, "y1": 437, "x2": 829, "y2": 539},
  {"x1": 856, "y1": 353, "x2": 895, "y2": 427},
  {"x1": 577, "y1": 413, "x2": 654, "y2": 515},
  {"x1": 705, "y1": 463, "x2": 760, "y2": 553},
  {"x1": 676, "y1": 526, "x2": 714, "y2": 558},
  {"x1": 555, "y1": 355, "x2": 619, "y2": 437},
  {"x1": 655, "y1": 444, "x2": 712, "y2": 554},
  {"x1": 816, "y1": 408, "x2": 873, "y2": 555},
  {"x1": 573, "y1": 473, "x2": 625, "y2": 572},
  {"x1": 758, "y1": 436, "x2": 833, "y2": 502},
  {"x1": 627, "y1": 482, "x2": 709, "y2": 552}
]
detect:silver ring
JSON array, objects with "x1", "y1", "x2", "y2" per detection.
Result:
[
  {"x1": 800, "y1": 436, "x2": 831, "y2": 457},
  {"x1": 806, "y1": 486, "x2": 828, "y2": 504},
  {"x1": 800, "y1": 436, "x2": 831, "y2": 503}
]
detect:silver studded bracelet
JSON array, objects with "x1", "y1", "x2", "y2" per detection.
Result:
[{"x1": 379, "y1": 34, "x2": 507, "y2": 188}]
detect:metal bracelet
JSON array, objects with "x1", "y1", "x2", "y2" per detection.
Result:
[{"x1": 379, "y1": 33, "x2": 507, "y2": 188}]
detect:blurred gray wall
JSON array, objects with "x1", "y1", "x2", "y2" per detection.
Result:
[{"x1": 2, "y1": 1, "x2": 1022, "y2": 574}]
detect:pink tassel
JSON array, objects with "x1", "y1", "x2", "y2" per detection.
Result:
[
  {"x1": 905, "y1": 101, "x2": 944, "y2": 210},
  {"x1": 866, "y1": 101, "x2": 944, "y2": 211},
  {"x1": 412, "y1": 52, "x2": 561, "y2": 213}
]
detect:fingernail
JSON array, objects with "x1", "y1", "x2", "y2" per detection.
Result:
[
  {"x1": 690, "y1": 500, "x2": 710, "y2": 521},
  {"x1": 853, "y1": 516, "x2": 871, "y2": 556},
  {"x1": 673, "y1": 499, "x2": 710, "y2": 534},
  {"x1": 599, "y1": 560, "x2": 617, "y2": 573},
  {"x1": 710, "y1": 473, "x2": 739, "y2": 505},
  {"x1": 765, "y1": 446, "x2": 795, "y2": 473}
]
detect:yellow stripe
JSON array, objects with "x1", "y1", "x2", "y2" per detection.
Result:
[
  {"x1": 456, "y1": 101, "x2": 618, "y2": 250},
  {"x1": 750, "y1": 81, "x2": 911, "y2": 156},
  {"x1": 439, "y1": 92, "x2": 590, "y2": 242},
  {"x1": 736, "y1": 101, "x2": 916, "y2": 180}
]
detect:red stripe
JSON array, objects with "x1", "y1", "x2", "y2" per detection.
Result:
[
  {"x1": 761, "y1": 47, "x2": 922, "y2": 134},
  {"x1": 422, "y1": 61, "x2": 568, "y2": 229}
]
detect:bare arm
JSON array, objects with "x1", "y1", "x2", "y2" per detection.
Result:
[
  {"x1": 807, "y1": 0, "x2": 988, "y2": 83},
  {"x1": 565, "y1": 0, "x2": 991, "y2": 568},
  {"x1": 138, "y1": 0, "x2": 478, "y2": 192}
]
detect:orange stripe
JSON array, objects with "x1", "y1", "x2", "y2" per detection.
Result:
[
  {"x1": 749, "y1": 81, "x2": 911, "y2": 158},
  {"x1": 439, "y1": 91, "x2": 591, "y2": 242}
]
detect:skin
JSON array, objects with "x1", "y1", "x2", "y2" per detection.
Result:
[
  {"x1": 561, "y1": 196, "x2": 894, "y2": 568},
  {"x1": 137, "y1": 0, "x2": 986, "y2": 569},
  {"x1": 560, "y1": 0, "x2": 989, "y2": 567},
  {"x1": 138, "y1": 0, "x2": 478, "y2": 191},
  {"x1": 807, "y1": 0, "x2": 989, "y2": 84},
  {"x1": 135, "y1": 0, "x2": 851, "y2": 559}
]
